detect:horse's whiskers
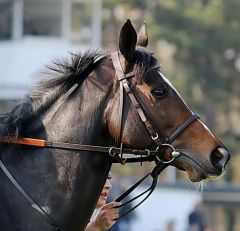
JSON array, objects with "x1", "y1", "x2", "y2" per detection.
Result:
[{"x1": 184, "y1": 180, "x2": 206, "y2": 193}]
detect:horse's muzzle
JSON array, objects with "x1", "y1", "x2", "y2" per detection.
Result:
[{"x1": 210, "y1": 147, "x2": 230, "y2": 174}]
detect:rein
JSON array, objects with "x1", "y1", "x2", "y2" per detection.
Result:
[
  {"x1": 0, "y1": 51, "x2": 200, "y2": 231},
  {"x1": 0, "y1": 137, "x2": 159, "y2": 163}
]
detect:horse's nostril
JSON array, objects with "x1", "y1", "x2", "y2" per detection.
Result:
[{"x1": 210, "y1": 147, "x2": 230, "y2": 171}]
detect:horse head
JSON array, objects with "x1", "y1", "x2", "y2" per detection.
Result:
[{"x1": 106, "y1": 19, "x2": 230, "y2": 182}]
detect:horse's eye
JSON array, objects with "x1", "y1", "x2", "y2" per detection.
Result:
[{"x1": 151, "y1": 85, "x2": 168, "y2": 99}]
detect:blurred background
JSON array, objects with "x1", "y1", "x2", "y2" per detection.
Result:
[{"x1": 0, "y1": 0, "x2": 240, "y2": 230}]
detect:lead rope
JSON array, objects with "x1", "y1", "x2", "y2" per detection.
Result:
[
  {"x1": 114, "y1": 159, "x2": 169, "y2": 220},
  {"x1": 114, "y1": 142, "x2": 183, "y2": 219},
  {"x1": 113, "y1": 145, "x2": 183, "y2": 219}
]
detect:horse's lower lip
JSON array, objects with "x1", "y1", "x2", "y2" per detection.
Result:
[
  {"x1": 207, "y1": 175, "x2": 219, "y2": 180},
  {"x1": 172, "y1": 152, "x2": 209, "y2": 181}
]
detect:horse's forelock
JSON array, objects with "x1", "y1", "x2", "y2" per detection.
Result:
[{"x1": 134, "y1": 47, "x2": 159, "y2": 82}]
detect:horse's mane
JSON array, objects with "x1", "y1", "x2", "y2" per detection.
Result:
[
  {"x1": 29, "y1": 49, "x2": 106, "y2": 114},
  {"x1": 0, "y1": 49, "x2": 106, "y2": 136},
  {"x1": 0, "y1": 47, "x2": 158, "y2": 137}
]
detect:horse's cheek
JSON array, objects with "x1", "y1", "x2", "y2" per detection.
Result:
[{"x1": 104, "y1": 98, "x2": 120, "y2": 142}]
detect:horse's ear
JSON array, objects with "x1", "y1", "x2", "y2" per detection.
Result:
[
  {"x1": 137, "y1": 22, "x2": 148, "y2": 47},
  {"x1": 119, "y1": 19, "x2": 137, "y2": 61}
]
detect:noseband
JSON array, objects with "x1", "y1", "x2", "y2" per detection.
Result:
[{"x1": 0, "y1": 52, "x2": 200, "y2": 230}]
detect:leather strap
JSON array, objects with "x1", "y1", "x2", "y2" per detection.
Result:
[
  {"x1": 0, "y1": 137, "x2": 45, "y2": 147},
  {"x1": 111, "y1": 51, "x2": 162, "y2": 146},
  {"x1": 111, "y1": 52, "x2": 135, "y2": 145},
  {"x1": 116, "y1": 77, "x2": 124, "y2": 145},
  {"x1": 166, "y1": 114, "x2": 200, "y2": 144},
  {"x1": 114, "y1": 159, "x2": 168, "y2": 219},
  {"x1": 0, "y1": 137, "x2": 158, "y2": 159},
  {"x1": 0, "y1": 159, "x2": 64, "y2": 231}
]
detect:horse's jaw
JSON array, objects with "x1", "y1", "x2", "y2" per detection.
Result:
[{"x1": 171, "y1": 151, "x2": 228, "y2": 182}]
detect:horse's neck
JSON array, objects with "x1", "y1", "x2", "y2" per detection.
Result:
[
  {"x1": 41, "y1": 72, "x2": 112, "y2": 144},
  {"x1": 0, "y1": 71, "x2": 113, "y2": 230},
  {"x1": 26, "y1": 71, "x2": 113, "y2": 186}
]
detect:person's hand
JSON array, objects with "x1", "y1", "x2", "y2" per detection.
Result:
[
  {"x1": 93, "y1": 201, "x2": 120, "y2": 230},
  {"x1": 86, "y1": 201, "x2": 121, "y2": 231}
]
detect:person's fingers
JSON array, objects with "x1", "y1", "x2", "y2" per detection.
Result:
[
  {"x1": 101, "y1": 207, "x2": 119, "y2": 219},
  {"x1": 113, "y1": 215, "x2": 119, "y2": 221},
  {"x1": 111, "y1": 207, "x2": 119, "y2": 214},
  {"x1": 99, "y1": 206, "x2": 119, "y2": 219},
  {"x1": 108, "y1": 219, "x2": 116, "y2": 227},
  {"x1": 113, "y1": 213, "x2": 119, "y2": 220},
  {"x1": 100, "y1": 214, "x2": 117, "y2": 228},
  {"x1": 102, "y1": 201, "x2": 121, "y2": 210},
  {"x1": 107, "y1": 211, "x2": 119, "y2": 222}
]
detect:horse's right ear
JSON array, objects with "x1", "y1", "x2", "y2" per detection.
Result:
[
  {"x1": 137, "y1": 22, "x2": 148, "y2": 47},
  {"x1": 119, "y1": 19, "x2": 137, "y2": 61}
]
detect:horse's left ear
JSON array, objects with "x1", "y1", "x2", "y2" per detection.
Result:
[
  {"x1": 137, "y1": 22, "x2": 148, "y2": 47},
  {"x1": 119, "y1": 19, "x2": 137, "y2": 61}
]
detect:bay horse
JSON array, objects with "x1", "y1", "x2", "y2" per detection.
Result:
[{"x1": 0, "y1": 20, "x2": 230, "y2": 231}]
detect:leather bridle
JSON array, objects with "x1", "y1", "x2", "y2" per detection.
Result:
[
  {"x1": 110, "y1": 51, "x2": 199, "y2": 219},
  {"x1": 0, "y1": 51, "x2": 200, "y2": 230}
]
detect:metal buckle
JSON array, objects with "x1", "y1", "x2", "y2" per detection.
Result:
[
  {"x1": 151, "y1": 133, "x2": 159, "y2": 141},
  {"x1": 109, "y1": 145, "x2": 127, "y2": 165},
  {"x1": 144, "y1": 149, "x2": 151, "y2": 157},
  {"x1": 109, "y1": 146, "x2": 117, "y2": 157},
  {"x1": 156, "y1": 143, "x2": 181, "y2": 164}
]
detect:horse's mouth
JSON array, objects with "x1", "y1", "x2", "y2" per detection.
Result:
[{"x1": 171, "y1": 151, "x2": 221, "y2": 182}]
